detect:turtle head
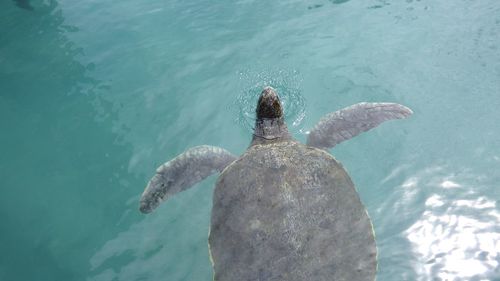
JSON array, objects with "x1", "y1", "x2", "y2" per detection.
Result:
[
  {"x1": 256, "y1": 87, "x2": 283, "y2": 120},
  {"x1": 251, "y1": 87, "x2": 290, "y2": 145}
]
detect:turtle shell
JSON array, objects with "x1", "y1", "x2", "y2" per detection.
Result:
[{"x1": 209, "y1": 141, "x2": 377, "y2": 281}]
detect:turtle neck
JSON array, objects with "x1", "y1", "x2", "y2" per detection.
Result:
[{"x1": 250, "y1": 117, "x2": 291, "y2": 146}]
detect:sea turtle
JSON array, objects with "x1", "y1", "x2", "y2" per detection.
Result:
[{"x1": 139, "y1": 87, "x2": 412, "y2": 281}]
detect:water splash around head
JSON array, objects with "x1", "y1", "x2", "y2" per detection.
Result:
[{"x1": 235, "y1": 69, "x2": 306, "y2": 135}]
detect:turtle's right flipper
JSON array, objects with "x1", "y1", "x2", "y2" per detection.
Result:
[
  {"x1": 139, "y1": 145, "x2": 237, "y2": 213},
  {"x1": 307, "y1": 102, "x2": 413, "y2": 150}
]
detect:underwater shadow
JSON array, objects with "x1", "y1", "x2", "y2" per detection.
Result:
[
  {"x1": 13, "y1": 0, "x2": 33, "y2": 11},
  {"x1": 0, "y1": 1, "x2": 136, "y2": 280}
]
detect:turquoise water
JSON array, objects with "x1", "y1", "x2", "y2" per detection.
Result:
[{"x1": 1, "y1": 0, "x2": 499, "y2": 280}]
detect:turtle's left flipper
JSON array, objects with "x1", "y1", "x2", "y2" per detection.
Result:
[
  {"x1": 140, "y1": 145, "x2": 237, "y2": 213},
  {"x1": 307, "y1": 102, "x2": 412, "y2": 150}
]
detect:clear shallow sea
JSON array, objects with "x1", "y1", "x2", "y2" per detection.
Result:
[{"x1": 1, "y1": 0, "x2": 499, "y2": 280}]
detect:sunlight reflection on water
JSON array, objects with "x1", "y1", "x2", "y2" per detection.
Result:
[{"x1": 403, "y1": 168, "x2": 500, "y2": 280}]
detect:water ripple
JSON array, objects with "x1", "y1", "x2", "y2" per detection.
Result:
[
  {"x1": 234, "y1": 69, "x2": 306, "y2": 135},
  {"x1": 392, "y1": 165, "x2": 500, "y2": 280},
  {"x1": 407, "y1": 195, "x2": 500, "y2": 280}
]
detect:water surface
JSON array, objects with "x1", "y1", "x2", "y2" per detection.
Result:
[{"x1": 1, "y1": 0, "x2": 499, "y2": 280}]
